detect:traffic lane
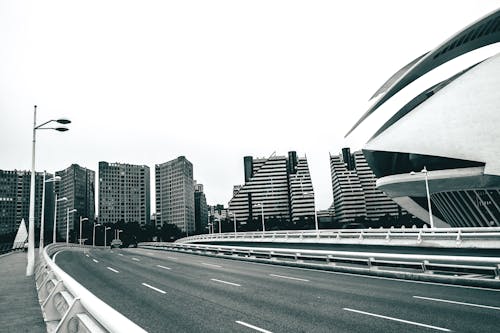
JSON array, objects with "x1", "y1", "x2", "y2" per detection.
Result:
[
  {"x1": 127, "y1": 247, "x2": 500, "y2": 308},
  {"x1": 97, "y1": 249, "x2": 490, "y2": 332},
  {"x1": 122, "y1": 247, "x2": 500, "y2": 332},
  {"x1": 56, "y1": 250, "x2": 274, "y2": 333}
]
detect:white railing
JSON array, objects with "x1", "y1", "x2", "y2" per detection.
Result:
[
  {"x1": 141, "y1": 242, "x2": 500, "y2": 283},
  {"x1": 36, "y1": 243, "x2": 147, "y2": 333},
  {"x1": 175, "y1": 227, "x2": 500, "y2": 248}
]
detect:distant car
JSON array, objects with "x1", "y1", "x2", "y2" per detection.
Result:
[{"x1": 110, "y1": 239, "x2": 123, "y2": 248}]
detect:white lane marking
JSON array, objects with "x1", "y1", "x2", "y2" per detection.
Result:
[
  {"x1": 142, "y1": 282, "x2": 166, "y2": 294},
  {"x1": 92, "y1": 259, "x2": 99, "y2": 263},
  {"x1": 156, "y1": 265, "x2": 171, "y2": 270},
  {"x1": 269, "y1": 274, "x2": 309, "y2": 282},
  {"x1": 85, "y1": 254, "x2": 89, "y2": 257},
  {"x1": 166, "y1": 256, "x2": 178, "y2": 260},
  {"x1": 132, "y1": 257, "x2": 140, "y2": 261},
  {"x1": 236, "y1": 321, "x2": 272, "y2": 333},
  {"x1": 147, "y1": 252, "x2": 154, "y2": 255},
  {"x1": 240, "y1": 260, "x2": 500, "y2": 292},
  {"x1": 118, "y1": 253, "x2": 124, "y2": 256},
  {"x1": 211, "y1": 278, "x2": 241, "y2": 287},
  {"x1": 110, "y1": 250, "x2": 114, "y2": 253},
  {"x1": 106, "y1": 267, "x2": 119, "y2": 273},
  {"x1": 414, "y1": 296, "x2": 500, "y2": 311},
  {"x1": 343, "y1": 308, "x2": 450, "y2": 332},
  {"x1": 201, "y1": 262, "x2": 222, "y2": 268}
]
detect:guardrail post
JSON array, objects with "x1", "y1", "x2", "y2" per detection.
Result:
[
  {"x1": 456, "y1": 229, "x2": 462, "y2": 245},
  {"x1": 368, "y1": 257, "x2": 375, "y2": 269},
  {"x1": 422, "y1": 260, "x2": 429, "y2": 273},
  {"x1": 417, "y1": 230, "x2": 422, "y2": 244},
  {"x1": 385, "y1": 230, "x2": 391, "y2": 242},
  {"x1": 495, "y1": 264, "x2": 500, "y2": 280},
  {"x1": 359, "y1": 232, "x2": 364, "y2": 241}
]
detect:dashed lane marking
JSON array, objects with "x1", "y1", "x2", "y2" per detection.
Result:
[
  {"x1": 142, "y1": 282, "x2": 166, "y2": 294},
  {"x1": 414, "y1": 296, "x2": 500, "y2": 311},
  {"x1": 156, "y1": 265, "x2": 171, "y2": 270},
  {"x1": 343, "y1": 308, "x2": 450, "y2": 332},
  {"x1": 269, "y1": 274, "x2": 309, "y2": 282},
  {"x1": 235, "y1": 321, "x2": 273, "y2": 333},
  {"x1": 211, "y1": 278, "x2": 241, "y2": 287},
  {"x1": 106, "y1": 267, "x2": 119, "y2": 273}
]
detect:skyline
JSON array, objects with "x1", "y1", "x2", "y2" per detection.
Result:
[{"x1": 1, "y1": 1, "x2": 499, "y2": 211}]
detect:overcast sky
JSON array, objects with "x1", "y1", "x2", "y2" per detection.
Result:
[{"x1": 1, "y1": 0, "x2": 499, "y2": 212}]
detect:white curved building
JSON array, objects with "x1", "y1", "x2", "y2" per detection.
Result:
[{"x1": 349, "y1": 9, "x2": 500, "y2": 228}]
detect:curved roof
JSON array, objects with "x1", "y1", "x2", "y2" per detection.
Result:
[{"x1": 346, "y1": 8, "x2": 500, "y2": 137}]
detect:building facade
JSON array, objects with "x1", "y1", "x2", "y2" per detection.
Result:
[
  {"x1": 330, "y1": 148, "x2": 403, "y2": 224},
  {"x1": 348, "y1": 9, "x2": 500, "y2": 227},
  {"x1": 194, "y1": 182, "x2": 208, "y2": 234},
  {"x1": 98, "y1": 162, "x2": 150, "y2": 226},
  {"x1": 228, "y1": 151, "x2": 315, "y2": 229},
  {"x1": 55, "y1": 164, "x2": 95, "y2": 241},
  {"x1": 0, "y1": 170, "x2": 54, "y2": 236},
  {"x1": 155, "y1": 156, "x2": 195, "y2": 235}
]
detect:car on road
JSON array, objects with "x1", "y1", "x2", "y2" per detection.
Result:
[{"x1": 110, "y1": 239, "x2": 123, "y2": 248}]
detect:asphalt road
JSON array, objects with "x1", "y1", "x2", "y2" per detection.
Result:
[{"x1": 54, "y1": 247, "x2": 500, "y2": 333}]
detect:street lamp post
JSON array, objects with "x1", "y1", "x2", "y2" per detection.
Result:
[
  {"x1": 232, "y1": 212, "x2": 237, "y2": 236},
  {"x1": 66, "y1": 208, "x2": 77, "y2": 244},
  {"x1": 217, "y1": 218, "x2": 221, "y2": 234},
  {"x1": 410, "y1": 166, "x2": 434, "y2": 229},
  {"x1": 303, "y1": 191, "x2": 318, "y2": 233},
  {"x1": 53, "y1": 196, "x2": 67, "y2": 243},
  {"x1": 254, "y1": 203, "x2": 265, "y2": 233},
  {"x1": 39, "y1": 175, "x2": 61, "y2": 254},
  {"x1": 104, "y1": 227, "x2": 111, "y2": 248},
  {"x1": 93, "y1": 223, "x2": 101, "y2": 247},
  {"x1": 422, "y1": 166, "x2": 434, "y2": 229},
  {"x1": 117, "y1": 229, "x2": 123, "y2": 240},
  {"x1": 79, "y1": 216, "x2": 89, "y2": 245},
  {"x1": 27, "y1": 105, "x2": 70, "y2": 276}
]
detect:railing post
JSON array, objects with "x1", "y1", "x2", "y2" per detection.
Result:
[{"x1": 495, "y1": 264, "x2": 500, "y2": 280}]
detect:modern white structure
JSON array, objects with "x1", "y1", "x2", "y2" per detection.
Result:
[{"x1": 348, "y1": 9, "x2": 500, "y2": 228}]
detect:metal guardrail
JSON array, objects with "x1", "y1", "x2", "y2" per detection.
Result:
[
  {"x1": 36, "y1": 243, "x2": 147, "y2": 333},
  {"x1": 141, "y1": 242, "x2": 500, "y2": 282},
  {"x1": 176, "y1": 227, "x2": 500, "y2": 248}
]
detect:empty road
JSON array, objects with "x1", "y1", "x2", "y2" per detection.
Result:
[{"x1": 54, "y1": 247, "x2": 500, "y2": 332}]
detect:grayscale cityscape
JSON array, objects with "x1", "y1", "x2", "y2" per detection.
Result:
[{"x1": 1, "y1": 1, "x2": 500, "y2": 332}]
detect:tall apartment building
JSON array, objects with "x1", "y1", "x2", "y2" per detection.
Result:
[
  {"x1": 330, "y1": 148, "x2": 402, "y2": 224},
  {"x1": 228, "y1": 151, "x2": 315, "y2": 227},
  {"x1": 0, "y1": 170, "x2": 54, "y2": 236},
  {"x1": 155, "y1": 156, "x2": 195, "y2": 235},
  {"x1": 98, "y1": 162, "x2": 151, "y2": 226},
  {"x1": 194, "y1": 182, "x2": 208, "y2": 234},
  {"x1": 55, "y1": 164, "x2": 95, "y2": 241}
]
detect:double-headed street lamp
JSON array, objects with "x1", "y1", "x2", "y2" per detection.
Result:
[
  {"x1": 53, "y1": 196, "x2": 67, "y2": 243},
  {"x1": 104, "y1": 227, "x2": 111, "y2": 249},
  {"x1": 27, "y1": 105, "x2": 70, "y2": 276},
  {"x1": 79, "y1": 216, "x2": 89, "y2": 245},
  {"x1": 253, "y1": 202, "x2": 265, "y2": 233},
  {"x1": 410, "y1": 166, "x2": 434, "y2": 229},
  {"x1": 93, "y1": 223, "x2": 101, "y2": 247},
  {"x1": 66, "y1": 208, "x2": 77, "y2": 244},
  {"x1": 39, "y1": 174, "x2": 61, "y2": 254}
]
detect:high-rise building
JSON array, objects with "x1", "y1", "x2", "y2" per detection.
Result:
[
  {"x1": 228, "y1": 151, "x2": 315, "y2": 229},
  {"x1": 55, "y1": 164, "x2": 95, "y2": 241},
  {"x1": 330, "y1": 148, "x2": 402, "y2": 224},
  {"x1": 155, "y1": 156, "x2": 195, "y2": 234},
  {"x1": 194, "y1": 182, "x2": 208, "y2": 234},
  {"x1": 0, "y1": 170, "x2": 54, "y2": 236},
  {"x1": 98, "y1": 162, "x2": 150, "y2": 226}
]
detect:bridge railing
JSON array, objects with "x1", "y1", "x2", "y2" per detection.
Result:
[
  {"x1": 175, "y1": 227, "x2": 500, "y2": 248},
  {"x1": 141, "y1": 242, "x2": 500, "y2": 284},
  {"x1": 36, "y1": 243, "x2": 147, "y2": 333}
]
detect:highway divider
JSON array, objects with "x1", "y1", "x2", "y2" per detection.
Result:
[
  {"x1": 175, "y1": 226, "x2": 500, "y2": 249},
  {"x1": 140, "y1": 242, "x2": 500, "y2": 289},
  {"x1": 35, "y1": 243, "x2": 148, "y2": 333}
]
